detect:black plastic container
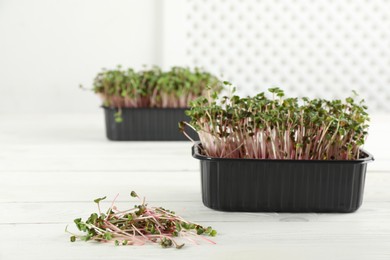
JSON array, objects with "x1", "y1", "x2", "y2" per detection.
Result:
[
  {"x1": 103, "y1": 107, "x2": 197, "y2": 141},
  {"x1": 192, "y1": 142, "x2": 374, "y2": 213}
]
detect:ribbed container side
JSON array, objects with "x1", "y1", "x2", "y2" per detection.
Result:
[
  {"x1": 103, "y1": 107, "x2": 197, "y2": 141},
  {"x1": 194, "y1": 144, "x2": 373, "y2": 213}
]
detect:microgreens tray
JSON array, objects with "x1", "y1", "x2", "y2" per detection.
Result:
[{"x1": 192, "y1": 142, "x2": 374, "y2": 213}]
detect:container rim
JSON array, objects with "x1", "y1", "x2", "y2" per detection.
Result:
[
  {"x1": 102, "y1": 106, "x2": 190, "y2": 111},
  {"x1": 192, "y1": 141, "x2": 374, "y2": 164}
]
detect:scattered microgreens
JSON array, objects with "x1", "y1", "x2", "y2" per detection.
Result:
[
  {"x1": 66, "y1": 191, "x2": 217, "y2": 249},
  {"x1": 85, "y1": 66, "x2": 223, "y2": 110},
  {"x1": 182, "y1": 86, "x2": 369, "y2": 160}
]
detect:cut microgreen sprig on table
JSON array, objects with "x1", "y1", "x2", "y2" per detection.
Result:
[
  {"x1": 181, "y1": 85, "x2": 369, "y2": 160},
  {"x1": 66, "y1": 191, "x2": 217, "y2": 249}
]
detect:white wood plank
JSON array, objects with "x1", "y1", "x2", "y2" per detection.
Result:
[
  {"x1": 0, "y1": 145, "x2": 385, "y2": 172},
  {"x1": 0, "y1": 114, "x2": 389, "y2": 260},
  {"x1": 0, "y1": 153, "x2": 198, "y2": 172},
  {"x1": 0, "y1": 222, "x2": 389, "y2": 260},
  {"x1": 0, "y1": 142, "x2": 198, "y2": 172},
  {"x1": 0, "y1": 114, "x2": 103, "y2": 145},
  {"x1": 0, "y1": 148, "x2": 385, "y2": 172},
  {"x1": 0, "y1": 114, "x2": 388, "y2": 172},
  {"x1": 0, "y1": 171, "x2": 388, "y2": 202},
  {"x1": 0, "y1": 171, "x2": 201, "y2": 202},
  {"x1": 1, "y1": 201, "x2": 390, "y2": 224}
]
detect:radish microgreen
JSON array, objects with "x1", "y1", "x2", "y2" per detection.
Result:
[
  {"x1": 88, "y1": 66, "x2": 223, "y2": 109},
  {"x1": 183, "y1": 87, "x2": 369, "y2": 160},
  {"x1": 66, "y1": 191, "x2": 217, "y2": 249}
]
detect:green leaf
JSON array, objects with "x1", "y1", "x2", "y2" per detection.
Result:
[
  {"x1": 114, "y1": 116, "x2": 123, "y2": 123},
  {"x1": 87, "y1": 213, "x2": 98, "y2": 224},
  {"x1": 196, "y1": 227, "x2": 204, "y2": 235},
  {"x1": 223, "y1": 81, "x2": 232, "y2": 85},
  {"x1": 205, "y1": 226, "x2": 212, "y2": 234},
  {"x1": 103, "y1": 232, "x2": 113, "y2": 240},
  {"x1": 175, "y1": 222, "x2": 182, "y2": 232},
  {"x1": 94, "y1": 196, "x2": 106, "y2": 204},
  {"x1": 81, "y1": 234, "x2": 92, "y2": 241}
]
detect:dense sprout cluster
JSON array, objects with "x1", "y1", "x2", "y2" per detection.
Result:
[
  {"x1": 92, "y1": 66, "x2": 223, "y2": 109},
  {"x1": 67, "y1": 191, "x2": 216, "y2": 249},
  {"x1": 183, "y1": 87, "x2": 369, "y2": 160}
]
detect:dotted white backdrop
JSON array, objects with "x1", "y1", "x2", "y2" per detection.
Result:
[{"x1": 184, "y1": 0, "x2": 390, "y2": 112}]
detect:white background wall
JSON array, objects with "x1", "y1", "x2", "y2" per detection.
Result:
[
  {"x1": 164, "y1": 0, "x2": 390, "y2": 113},
  {"x1": 0, "y1": 0, "x2": 161, "y2": 114},
  {"x1": 1, "y1": 0, "x2": 389, "y2": 114}
]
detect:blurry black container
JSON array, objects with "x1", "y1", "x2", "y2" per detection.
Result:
[
  {"x1": 103, "y1": 106, "x2": 197, "y2": 141},
  {"x1": 192, "y1": 142, "x2": 374, "y2": 213}
]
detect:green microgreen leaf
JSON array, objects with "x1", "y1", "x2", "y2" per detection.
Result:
[
  {"x1": 94, "y1": 196, "x2": 106, "y2": 204},
  {"x1": 103, "y1": 232, "x2": 113, "y2": 240}
]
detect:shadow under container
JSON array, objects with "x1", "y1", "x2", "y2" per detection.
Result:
[
  {"x1": 192, "y1": 142, "x2": 374, "y2": 213},
  {"x1": 103, "y1": 106, "x2": 197, "y2": 141}
]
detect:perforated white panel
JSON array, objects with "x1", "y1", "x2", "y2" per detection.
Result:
[{"x1": 185, "y1": 0, "x2": 390, "y2": 112}]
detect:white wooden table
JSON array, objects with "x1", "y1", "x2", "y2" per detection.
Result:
[{"x1": 0, "y1": 114, "x2": 389, "y2": 260}]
